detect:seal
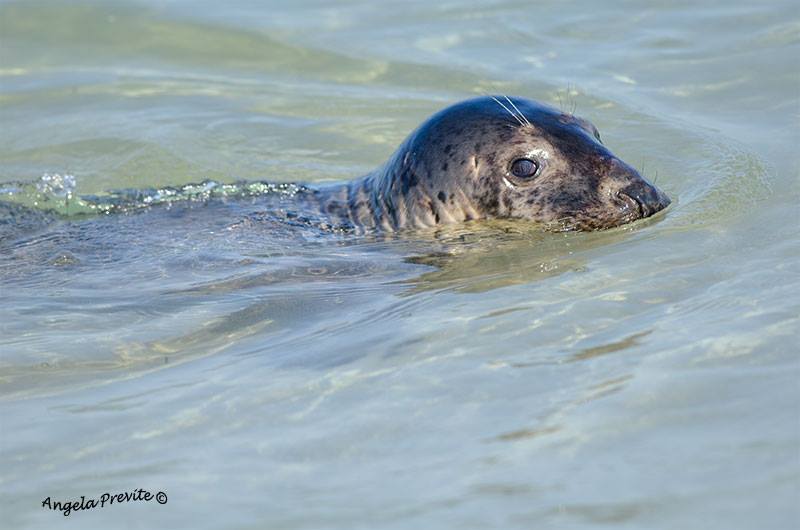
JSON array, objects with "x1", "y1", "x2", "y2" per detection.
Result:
[
  {"x1": 310, "y1": 97, "x2": 674, "y2": 235},
  {"x1": 298, "y1": 96, "x2": 669, "y2": 232},
  {"x1": 301, "y1": 95, "x2": 670, "y2": 232}
]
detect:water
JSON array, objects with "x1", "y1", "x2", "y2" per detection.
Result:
[{"x1": 1, "y1": 1, "x2": 798, "y2": 528}]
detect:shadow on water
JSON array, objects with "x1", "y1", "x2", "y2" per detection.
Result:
[{"x1": 396, "y1": 217, "x2": 668, "y2": 293}]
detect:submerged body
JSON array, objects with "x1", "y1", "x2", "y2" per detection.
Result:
[{"x1": 299, "y1": 96, "x2": 670, "y2": 232}]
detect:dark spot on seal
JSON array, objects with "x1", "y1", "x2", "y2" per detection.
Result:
[
  {"x1": 437, "y1": 191, "x2": 447, "y2": 202},
  {"x1": 444, "y1": 144, "x2": 453, "y2": 154},
  {"x1": 502, "y1": 194, "x2": 514, "y2": 211},
  {"x1": 441, "y1": 162, "x2": 448, "y2": 171},
  {"x1": 525, "y1": 189, "x2": 541, "y2": 204},
  {"x1": 400, "y1": 167, "x2": 419, "y2": 195},
  {"x1": 425, "y1": 200, "x2": 440, "y2": 223},
  {"x1": 383, "y1": 198, "x2": 397, "y2": 227},
  {"x1": 551, "y1": 190, "x2": 590, "y2": 213},
  {"x1": 479, "y1": 192, "x2": 499, "y2": 216}
]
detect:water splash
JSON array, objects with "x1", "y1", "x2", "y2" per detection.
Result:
[
  {"x1": 35, "y1": 173, "x2": 77, "y2": 199},
  {"x1": 0, "y1": 173, "x2": 311, "y2": 217}
]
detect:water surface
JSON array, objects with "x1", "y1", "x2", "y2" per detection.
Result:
[{"x1": 1, "y1": 1, "x2": 799, "y2": 529}]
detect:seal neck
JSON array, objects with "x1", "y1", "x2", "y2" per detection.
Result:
[
  {"x1": 313, "y1": 152, "x2": 482, "y2": 232},
  {"x1": 313, "y1": 173, "x2": 403, "y2": 232}
]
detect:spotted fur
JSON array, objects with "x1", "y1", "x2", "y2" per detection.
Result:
[{"x1": 302, "y1": 96, "x2": 670, "y2": 232}]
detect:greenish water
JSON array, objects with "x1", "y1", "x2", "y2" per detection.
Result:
[{"x1": 1, "y1": 1, "x2": 798, "y2": 529}]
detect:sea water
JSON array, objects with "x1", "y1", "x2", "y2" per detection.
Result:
[{"x1": 1, "y1": 1, "x2": 798, "y2": 528}]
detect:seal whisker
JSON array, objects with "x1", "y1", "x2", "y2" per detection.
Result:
[
  {"x1": 503, "y1": 95, "x2": 531, "y2": 128},
  {"x1": 490, "y1": 95, "x2": 525, "y2": 127}
]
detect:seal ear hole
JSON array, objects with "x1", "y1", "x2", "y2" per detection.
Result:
[{"x1": 510, "y1": 158, "x2": 540, "y2": 179}]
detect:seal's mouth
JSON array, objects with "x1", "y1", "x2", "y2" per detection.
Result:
[
  {"x1": 547, "y1": 186, "x2": 671, "y2": 232},
  {"x1": 616, "y1": 183, "x2": 671, "y2": 220}
]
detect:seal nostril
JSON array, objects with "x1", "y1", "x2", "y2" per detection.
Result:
[{"x1": 616, "y1": 190, "x2": 644, "y2": 217}]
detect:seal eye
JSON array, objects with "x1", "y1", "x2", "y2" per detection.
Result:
[{"x1": 510, "y1": 158, "x2": 539, "y2": 179}]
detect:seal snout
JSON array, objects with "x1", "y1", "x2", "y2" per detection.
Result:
[{"x1": 616, "y1": 180, "x2": 671, "y2": 219}]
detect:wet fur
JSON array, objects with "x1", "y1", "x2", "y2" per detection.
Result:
[{"x1": 301, "y1": 96, "x2": 669, "y2": 232}]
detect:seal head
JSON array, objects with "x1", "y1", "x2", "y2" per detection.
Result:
[{"x1": 318, "y1": 96, "x2": 670, "y2": 231}]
